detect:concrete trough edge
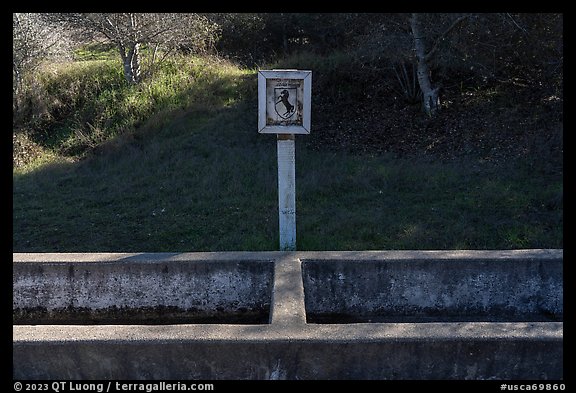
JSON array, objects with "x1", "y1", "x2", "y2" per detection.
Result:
[
  {"x1": 12, "y1": 249, "x2": 564, "y2": 263},
  {"x1": 13, "y1": 322, "x2": 563, "y2": 380},
  {"x1": 13, "y1": 321, "x2": 563, "y2": 343}
]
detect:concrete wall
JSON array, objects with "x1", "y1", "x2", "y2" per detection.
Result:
[
  {"x1": 14, "y1": 323, "x2": 562, "y2": 380},
  {"x1": 302, "y1": 257, "x2": 563, "y2": 322},
  {"x1": 13, "y1": 250, "x2": 563, "y2": 380},
  {"x1": 13, "y1": 254, "x2": 274, "y2": 324}
]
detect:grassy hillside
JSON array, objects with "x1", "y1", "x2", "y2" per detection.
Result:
[{"x1": 13, "y1": 49, "x2": 563, "y2": 252}]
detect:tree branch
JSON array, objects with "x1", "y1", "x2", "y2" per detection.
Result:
[
  {"x1": 424, "y1": 14, "x2": 472, "y2": 62},
  {"x1": 505, "y1": 13, "x2": 528, "y2": 34}
]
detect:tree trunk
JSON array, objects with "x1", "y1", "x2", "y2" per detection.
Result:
[
  {"x1": 13, "y1": 61, "x2": 22, "y2": 96},
  {"x1": 120, "y1": 42, "x2": 142, "y2": 84},
  {"x1": 13, "y1": 63, "x2": 22, "y2": 113},
  {"x1": 130, "y1": 42, "x2": 142, "y2": 83},
  {"x1": 410, "y1": 13, "x2": 440, "y2": 116}
]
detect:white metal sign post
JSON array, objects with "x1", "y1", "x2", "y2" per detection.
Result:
[
  {"x1": 258, "y1": 69, "x2": 312, "y2": 251},
  {"x1": 276, "y1": 133, "x2": 296, "y2": 250}
]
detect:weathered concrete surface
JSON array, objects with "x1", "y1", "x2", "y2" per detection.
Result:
[
  {"x1": 13, "y1": 250, "x2": 563, "y2": 380},
  {"x1": 14, "y1": 322, "x2": 562, "y2": 380},
  {"x1": 13, "y1": 253, "x2": 274, "y2": 324},
  {"x1": 302, "y1": 256, "x2": 562, "y2": 322}
]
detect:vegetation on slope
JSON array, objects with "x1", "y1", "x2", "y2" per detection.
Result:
[{"x1": 13, "y1": 44, "x2": 563, "y2": 252}]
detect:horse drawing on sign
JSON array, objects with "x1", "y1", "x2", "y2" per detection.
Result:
[{"x1": 275, "y1": 89, "x2": 295, "y2": 119}]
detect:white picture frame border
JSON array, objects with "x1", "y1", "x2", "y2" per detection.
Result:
[{"x1": 258, "y1": 69, "x2": 312, "y2": 134}]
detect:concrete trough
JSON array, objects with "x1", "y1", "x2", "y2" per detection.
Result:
[
  {"x1": 13, "y1": 250, "x2": 563, "y2": 380},
  {"x1": 302, "y1": 257, "x2": 563, "y2": 323},
  {"x1": 13, "y1": 253, "x2": 274, "y2": 324}
]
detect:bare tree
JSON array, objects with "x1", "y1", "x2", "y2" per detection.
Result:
[
  {"x1": 410, "y1": 13, "x2": 471, "y2": 116},
  {"x1": 49, "y1": 13, "x2": 220, "y2": 84},
  {"x1": 353, "y1": 13, "x2": 474, "y2": 116},
  {"x1": 13, "y1": 13, "x2": 72, "y2": 101}
]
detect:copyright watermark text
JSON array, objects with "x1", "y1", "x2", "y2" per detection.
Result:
[
  {"x1": 13, "y1": 382, "x2": 214, "y2": 393},
  {"x1": 500, "y1": 384, "x2": 565, "y2": 391}
]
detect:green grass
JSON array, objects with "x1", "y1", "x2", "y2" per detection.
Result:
[
  {"x1": 13, "y1": 49, "x2": 563, "y2": 252},
  {"x1": 296, "y1": 153, "x2": 562, "y2": 250},
  {"x1": 19, "y1": 54, "x2": 252, "y2": 158},
  {"x1": 73, "y1": 42, "x2": 118, "y2": 61},
  {"x1": 13, "y1": 115, "x2": 563, "y2": 252}
]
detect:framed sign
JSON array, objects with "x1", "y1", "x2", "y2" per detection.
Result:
[{"x1": 258, "y1": 69, "x2": 312, "y2": 134}]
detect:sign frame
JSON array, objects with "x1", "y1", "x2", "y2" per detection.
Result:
[{"x1": 258, "y1": 69, "x2": 312, "y2": 134}]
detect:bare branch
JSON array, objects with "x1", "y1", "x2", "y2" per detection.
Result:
[
  {"x1": 505, "y1": 13, "x2": 528, "y2": 34},
  {"x1": 424, "y1": 14, "x2": 472, "y2": 62}
]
